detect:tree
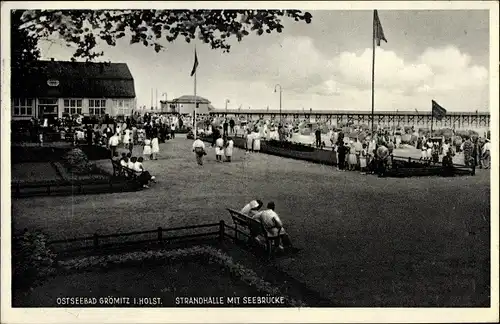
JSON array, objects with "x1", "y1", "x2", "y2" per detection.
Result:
[
  {"x1": 11, "y1": 10, "x2": 42, "y2": 92},
  {"x1": 17, "y1": 9, "x2": 313, "y2": 61}
]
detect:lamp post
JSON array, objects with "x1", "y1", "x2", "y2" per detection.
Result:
[
  {"x1": 225, "y1": 99, "x2": 230, "y2": 116},
  {"x1": 274, "y1": 84, "x2": 282, "y2": 124}
]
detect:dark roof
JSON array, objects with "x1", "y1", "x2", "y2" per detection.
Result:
[
  {"x1": 172, "y1": 95, "x2": 211, "y2": 104},
  {"x1": 12, "y1": 60, "x2": 136, "y2": 98}
]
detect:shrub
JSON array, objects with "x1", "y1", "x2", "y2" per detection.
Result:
[
  {"x1": 62, "y1": 148, "x2": 96, "y2": 175},
  {"x1": 12, "y1": 230, "x2": 57, "y2": 290}
]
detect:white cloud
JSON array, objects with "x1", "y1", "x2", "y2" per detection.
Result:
[{"x1": 231, "y1": 36, "x2": 489, "y2": 111}]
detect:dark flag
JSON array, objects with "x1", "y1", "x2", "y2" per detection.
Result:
[
  {"x1": 190, "y1": 49, "x2": 199, "y2": 77},
  {"x1": 432, "y1": 100, "x2": 447, "y2": 120},
  {"x1": 374, "y1": 10, "x2": 388, "y2": 46}
]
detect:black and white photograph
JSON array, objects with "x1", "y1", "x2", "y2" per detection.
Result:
[{"x1": 1, "y1": 1, "x2": 498, "y2": 323}]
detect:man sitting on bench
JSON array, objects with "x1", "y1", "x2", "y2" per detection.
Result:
[{"x1": 253, "y1": 201, "x2": 293, "y2": 252}]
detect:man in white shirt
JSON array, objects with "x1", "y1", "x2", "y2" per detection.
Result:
[
  {"x1": 108, "y1": 133, "x2": 120, "y2": 158},
  {"x1": 254, "y1": 202, "x2": 293, "y2": 251},
  {"x1": 192, "y1": 138, "x2": 206, "y2": 165},
  {"x1": 170, "y1": 123, "x2": 176, "y2": 139},
  {"x1": 482, "y1": 139, "x2": 491, "y2": 169}
]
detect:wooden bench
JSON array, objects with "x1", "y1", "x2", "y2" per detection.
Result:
[{"x1": 227, "y1": 208, "x2": 282, "y2": 258}]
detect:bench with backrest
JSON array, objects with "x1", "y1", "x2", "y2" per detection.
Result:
[{"x1": 226, "y1": 208, "x2": 282, "y2": 258}]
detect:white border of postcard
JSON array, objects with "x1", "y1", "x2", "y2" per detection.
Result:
[{"x1": 1, "y1": 1, "x2": 499, "y2": 323}]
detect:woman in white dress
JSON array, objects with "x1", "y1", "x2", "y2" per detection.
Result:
[
  {"x1": 143, "y1": 137, "x2": 152, "y2": 160},
  {"x1": 246, "y1": 129, "x2": 254, "y2": 152},
  {"x1": 151, "y1": 133, "x2": 160, "y2": 160},
  {"x1": 225, "y1": 137, "x2": 234, "y2": 162},
  {"x1": 252, "y1": 130, "x2": 261, "y2": 152}
]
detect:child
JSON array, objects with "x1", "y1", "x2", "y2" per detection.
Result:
[
  {"x1": 215, "y1": 136, "x2": 224, "y2": 162},
  {"x1": 143, "y1": 138, "x2": 152, "y2": 160},
  {"x1": 360, "y1": 144, "x2": 368, "y2": 174},
  {"x1": 225, "y1": 137, "x2": 234, "y2": 162}
]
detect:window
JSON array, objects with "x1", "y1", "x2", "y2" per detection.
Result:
[
  {"x1": 13, "y1": 98, "x2": 34, "y2": 116},
  {"x1": 63, "y1": 99, "x2": 83, "y2": 115},
  {"x1": 89, "y1": 99, "x2": 107, "y2": 115},
  {"x1": 113, "y1": 99, "x2": 131, "y2": 114}
]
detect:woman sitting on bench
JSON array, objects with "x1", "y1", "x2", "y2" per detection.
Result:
[{"x1": 133, "y1": 157, "x2": 156, "y2": 188}]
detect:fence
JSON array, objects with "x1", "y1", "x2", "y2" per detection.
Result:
[{"x1": 46, "y1": 220, "x2": 244, "y2": 256}]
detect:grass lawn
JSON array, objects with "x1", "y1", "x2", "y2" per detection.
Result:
[
  {"x1": 11, "y1": 134, "x2": 491, "y2": 306},
  {"x1": 11, "y1": 163, "x2": 62, "y2": 182}
]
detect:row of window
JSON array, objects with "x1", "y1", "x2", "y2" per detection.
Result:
[{"x1": 12, "y1": 98, "x2": 133, "y2": 116}]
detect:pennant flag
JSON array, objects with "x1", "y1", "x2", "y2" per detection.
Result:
[
  {"x1": 374, "y1": 10, "x2": 387, "y2": 46},
  {"x1": 432, "y1": 100, "x2": 447, "y2": 120},
  {"x1": 190, "y1": 49, "x2": 199, "y2": 77}
]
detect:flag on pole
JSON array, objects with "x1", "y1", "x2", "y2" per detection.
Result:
[
  {"x1": 374, "y1": 10, "x2": 387, "y2": 46},
  {"x1": 190, "y1": 49, "x2": 199, "y2": 77},
  {"x1": 432, "y1": 100, "x2": 447, "y2": 120}
]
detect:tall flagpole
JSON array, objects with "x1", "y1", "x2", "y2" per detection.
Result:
[
  {"x1": 371, "y1": 11, "x2": 376, "y2": 135},
  {"x1": 194, "y1": 45, "x2": 197, "y2": 140}
]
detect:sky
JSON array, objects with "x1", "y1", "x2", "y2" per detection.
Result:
[{"x1": 35, "y1": 9, "x2": 490, "y2": 113}]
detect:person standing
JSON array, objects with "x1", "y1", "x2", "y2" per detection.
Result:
[
  {"x1": 252, "y1": 129, "x2": 261, "y2": 153},
  {"x1": 223, "y1": 119, "x2": 229, "y2": 137},
  {"x1": 225, "y1": 137, "x2": 234, "y2": 162},
  {"x1": 360, "y1": 143, "x2": 368, "y2": 174},
  {"x1": 86, "y1": 125, "x2": 94, "y2": 146},
  {"x1": 315, "y1": 128, "x2": 322, "y2": 148},
  {"x1": 143, "y1": 137, "x2": 152, "y2": 160},
  {"x1": 462, "y1": 137, "x2": 473, "y2": 166},
  {"x1": 192, "y1": 137, "x2": 206, "y2": 165},
  {"x1": 108, "y1": 133, "x2": 119, "y2": 158},
  {"x1": 229, "y1": 119, "x2": 235, "y2": 134},
  {"x1": 170, "y1": 123, "x2": 176, "y2": 139},
  {"x1": 347, "y1": 141, "x2": 357, "y2": 171},
  {"x1": 245, "y1": 128, "x2": 254, "y2": 153},
  {"x1": 215, "y1": 135, "x2": 224, "y2": 162},
  {"x1": 151, "y1": 131, "x2": 160, "y2": 160},
  {"x1": 482, "y1": 139, "x2": 491, "y2": 169},
  {"x1": 337, "y1": 142, "x2": 348, "y2": 171},
  {"x1": 123, "y1": 126, "x2": 131, "y2": 150}
]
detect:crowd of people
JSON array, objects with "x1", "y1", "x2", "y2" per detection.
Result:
[
  {"x1": 199, "y1": 117, "x2": 491, "y2": 172},
  {"x1": 112, "y1": 151, "x2": 156, "y2": 188}
]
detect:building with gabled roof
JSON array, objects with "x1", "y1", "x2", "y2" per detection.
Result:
[{"x1": 11, "y1": 60, "x2": 136, "y2": 121}]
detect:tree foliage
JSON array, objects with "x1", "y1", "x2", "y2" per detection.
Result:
[
  {"x1": 11, "y1": 10, "x2": 42, "y2": 87},
  {"x1": 18, "y1": 9, "x2": 313, "y2": 61}
]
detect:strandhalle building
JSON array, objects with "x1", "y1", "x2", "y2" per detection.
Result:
[{"x1": 11, "y1": 60, "x2": 136, "y2": 121}]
